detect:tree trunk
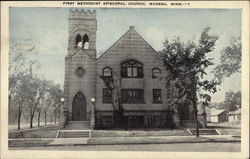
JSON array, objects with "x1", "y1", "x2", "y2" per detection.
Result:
[
  {"x1": 58, "y1": 111, "x2": 61, "y2": 123},
  {"x1": 44, "y1": 111, "x2": 47, "y2": 126},
  {"x1": 193, "y1": 109, "x2": 199, "y2": 137},
  {"x1": 17, "y1": 103, "x2": 22, "y2": 130},
  {"x1": 114, "y1": 110, "x2": 123, "y2": 128},
  {"x1": 38, "y1": 112, "x2": 41, "y2": 127},
  {"x1": 54, "y1": 110, "x2": 57, "y2": 124},
  {"x1": 192, "y1": 75, "x2": 199, "y2": 137},
  {"x1": 192, "y1": 96, "x2": 199, "y2": 137},
  {"x1": 30, "y1": 114, "x2": 33, "y2": 128},
  {"x1": 50, "y1": 112, "x2": 52, "y2": 124}
]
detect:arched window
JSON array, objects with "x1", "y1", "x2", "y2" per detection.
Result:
[
  {"x1": 121, "y1": 60, "x2": 143, "y2": 78},
  {"x1": 82, "y1": 34, "x2": 89, "y2": 49},
  {"x1": 103, "y1": 67, "x2": 112, "y2": 77},
  {"x1": 75, "y1": 34, "x2": 82, "y2": 47},
  {"x1": 152, "y1": 68, "x2": 161, "y2": 79}
]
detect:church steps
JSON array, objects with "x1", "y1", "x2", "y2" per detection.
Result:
[
  {"x1": 57, "y1": 130, "x2": 91, "y2": 138},
  {"x1": 64, "y1": 121, "x2": 90, "y2": 130},
  {"x1": 188, "y1": 129, "x2": 221, "y2": 135}
]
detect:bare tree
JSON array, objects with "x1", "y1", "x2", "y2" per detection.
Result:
[
  {"x1": 100, "y1": 71, "x2": 123, "y2": 127},
  {"x1": 28, "y1": 78, "x2": 49, "y2": 128},
  {"x1": 47, "y1": 82, "x2": 63, "y2": 124},
  {"x1": 9, "y1": 39, "x2": 38, "y2": 128}
]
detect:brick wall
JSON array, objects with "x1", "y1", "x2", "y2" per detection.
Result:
[
  {"x1": 64, "y1": 9, "x2": 97, "y2": 121},
  {"x1": 96, "y1": 27, "x2": 171, "y2": 112}
]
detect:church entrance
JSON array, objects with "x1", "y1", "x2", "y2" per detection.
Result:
[{"x1": 72, "y1": 92, "x2": 87, "y2": 121}]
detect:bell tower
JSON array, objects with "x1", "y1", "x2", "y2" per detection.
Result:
[
  {"x1": 68, "y1": 9, "x2": 97, "y2": 58},
  {"x1": 63, "y1": 9, "x2": 97, "y2": 125}
]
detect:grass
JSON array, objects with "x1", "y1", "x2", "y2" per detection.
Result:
[
  {"x1": 9, "y1": 139, "x2": 54, "y2": 147},
  {"x1": 9, "y1": 126, "x2": 60, "y2": 138},
  {"x1": 9, "y1": 121, "x2": 241, "y2": 139},
  {"x1": 92, "y1": 129, "x2": 191, "y2": 137},
  {"x1": 207, "y1": 121, "x2": 241, "y2": 136}
]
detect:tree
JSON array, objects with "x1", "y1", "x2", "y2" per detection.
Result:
[
  {"x1": 16, "y1": 74, "x2": 35, "y2": 129},
  {"x1": 160, "y1": 27, "x2": 219, "y2": 137},
  {"x1": 47, "y1": 82, "x2": 63, "y2": 124},
  {"x1": 213, "y1": 37, "x2": 241, "y2": 81},
  {"x1": 9, "y1": 40, "x2": 38, "y2": 102},
  {"x1": 43, "y1": 97, "x2": 53, "y2": 125},
  {"x1": 27, "y1": 77, "x2": 50, "y2": 128},
  {"x1": 100, "y1": 71, "x2": 123, "y2": 128},
  {"x1": 223, "y1": 91, "x2": 241, "y2": 111},
  {"x1": 9, "y1": 39, "x2": 38, "y2": 129}
]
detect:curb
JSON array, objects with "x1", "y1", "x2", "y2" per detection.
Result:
[
  {"x1": 9, "y1": 140, "x2": 241, "y2": 147},
  {"x1": 86, "y1": 139, "x2": 241, "y2": 146},
  {"x1": 8, "y1": 136, "x2": 241, "y2": 147}
]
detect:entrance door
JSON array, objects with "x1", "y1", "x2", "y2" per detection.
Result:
[{"x1": 72, "y1": 92, "x2": 86, "y2": 121}]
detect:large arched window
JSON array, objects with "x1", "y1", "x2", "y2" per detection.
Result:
[
  {"x1": 152, "y1": 68, "x2": 161, "y2": 79},
  {"x1": 121, "y1": 60, "x2": 143, "y2": 78},
  {"x1": 103, "y1": 67, "x2": 112, "y2": 77},
  {"x1": 75, "y1": 34, "x2": 82, "y2": 46}
]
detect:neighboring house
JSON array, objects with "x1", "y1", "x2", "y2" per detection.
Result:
[
  {"x1": 210, "y1": 108, "x2": 228, "y2": 123},
  {"x1": 62, "y1": 9, "x2": 194, "y2": 129},
  {"x1": 228, "y1": 108, "x2": 241, "y2": 122}
]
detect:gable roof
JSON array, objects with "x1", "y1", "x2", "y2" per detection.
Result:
[
  {"x1": 210, "y1": 108, "x2": 226, "y2": 116},
  {"x1": 97, "y1": 26, "x2": 160, "y2": 60},
  {"x1": 228, "y1": 109, "x2": 241, "y2": 115}
]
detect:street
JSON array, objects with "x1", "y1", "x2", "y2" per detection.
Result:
[{"x1": 9, "y1": 142, "x2": 240, "y2": 152}]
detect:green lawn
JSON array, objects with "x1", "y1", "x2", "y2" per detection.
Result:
[
  {"x1": 92, "y1": 129, "x2": 191, "y2": 137},
  {"x1": 9, "y1": 126, "x2": 60, "y2": 138},
  {"x1": 207, "y1": 121, "x2": 241, "y2": 136},
  {"x1": 9, "y1": 139, "x2": 54, "y2": 147},
  {"x1": 9, "y1": 121, "x2": 241, "y2": 139}
]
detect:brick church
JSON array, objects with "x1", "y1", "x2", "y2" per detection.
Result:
[{"x1": 62, "y1": 9, "x2": 194, "y2": 129}]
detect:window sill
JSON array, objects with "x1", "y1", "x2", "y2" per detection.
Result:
[
  {"x1": 122, "y1": 103, "x2": 145, "y2": 104},
  {"x1": 121, "y1": 77, "x2": 144, "y2": 79}
]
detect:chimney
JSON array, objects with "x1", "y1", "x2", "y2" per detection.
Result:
[{"x1": 129, "y1": 26, "x2": 134, "y2": 29}]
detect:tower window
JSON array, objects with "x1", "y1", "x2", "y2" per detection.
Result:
[
  {"x1": 82, "y1": 34, "x2": 89, "y2": 49},
  {"x1": 152, "y1": 68, "x2": 161, "y2": 79},
  {"x1": 103, "y1": 67, "x2": 112, "y2": 77},
  {"x1": 121, "y1": 60, "x2": 143, "y2": 78},
  {"x1": 75, "y1": 34, "x2": 82, "y2": 48}
]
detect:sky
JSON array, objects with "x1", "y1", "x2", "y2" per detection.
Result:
[{"x1": 9, "y1": 8, "x2": 241, "y2": 102}]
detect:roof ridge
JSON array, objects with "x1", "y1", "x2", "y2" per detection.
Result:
[
  {"x1": 97, "y1": 28, "x2": 131, "y2": 60},
  {"x1": 97, "y1": 27, "x2": 161, "y2": 60}
]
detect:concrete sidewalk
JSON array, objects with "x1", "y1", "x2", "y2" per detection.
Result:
[{"x1": 47, "y1": 135, "x2": 240, "y2": 146}]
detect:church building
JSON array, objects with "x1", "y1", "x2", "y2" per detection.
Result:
[{"x1": 63, "y1": 9, "x2": 194, "y2": 129}]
